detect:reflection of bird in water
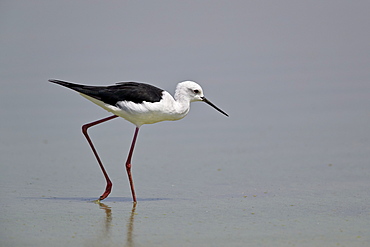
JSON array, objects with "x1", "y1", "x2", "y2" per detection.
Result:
[
  {"x1": 83, "y1": 202, "x2": 113, "y2": 247},
  {"x1": 50, "y1": 79, "x2": 228, "y2": 202},
  {"x1": 125, "y1": 203, "x2": 137, "y2": 247},
  {"x1": 97, "y1": 202, "x2": 113, "y2": 238},
  {"x1": 86, "y1": 201, "x2": 137, "y2": 247}
]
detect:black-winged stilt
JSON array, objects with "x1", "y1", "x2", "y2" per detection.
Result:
[{"x1": 49, "y1": 79, "x2": 228, "y2": 202}]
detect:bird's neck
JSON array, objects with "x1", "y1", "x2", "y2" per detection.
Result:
[{"x1": 172, "y1": 92, "x2": 191, "y2": 118}]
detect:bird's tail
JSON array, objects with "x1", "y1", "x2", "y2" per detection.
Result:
[
  {"x1": 49, "y1": 79, "x2": 82, "y2": 90},
  {"x1": 48, "y1": 79, "x2": 100, "y2": 96}
]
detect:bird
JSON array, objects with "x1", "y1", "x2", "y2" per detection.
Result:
[{"x1": 49, "y1": 79, "x2": 228, "y2": 203}]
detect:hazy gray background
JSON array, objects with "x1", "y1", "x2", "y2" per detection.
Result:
[{"x1": 1, "y1": 1, "x2": 369, "y2": 246}]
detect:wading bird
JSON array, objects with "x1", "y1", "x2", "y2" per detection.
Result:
[{"x1": 50, "y1": 79, "x2": 228, "y2": 202}]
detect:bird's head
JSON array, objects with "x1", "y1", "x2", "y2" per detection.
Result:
[{"x1": 176, "y1": 81, "x2": 228, "y2": 117}]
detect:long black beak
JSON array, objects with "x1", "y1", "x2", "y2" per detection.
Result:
[{"x1": 201, "y1": 97, "x2": 229, "y2": 117}]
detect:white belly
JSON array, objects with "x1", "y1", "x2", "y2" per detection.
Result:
[{"x1": 80, "y1": 93, "x2": 189, "y2": 127}]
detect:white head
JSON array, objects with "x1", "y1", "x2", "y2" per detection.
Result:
[
  {"x1": 175, "y1": 81, "x2": 229, "y2": 117},
  {"x1": 175, "y1": 80, "x2": 204, "y2": 102}
]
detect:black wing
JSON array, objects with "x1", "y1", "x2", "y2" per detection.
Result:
[{"x1": 49, "y1": 79, "x2": 164, "y2": 105}]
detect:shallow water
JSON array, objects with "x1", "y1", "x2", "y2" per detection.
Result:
[
  {"x1": 1, "y1": 79, "x2": 369, "y2": 246},
  {"x1": 1, "y1": 1, "x2": 370, "y2": 246}
]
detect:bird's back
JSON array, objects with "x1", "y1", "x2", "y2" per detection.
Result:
[{"x1": 49, "y1": 80, "x2": 164, "y2": 105}]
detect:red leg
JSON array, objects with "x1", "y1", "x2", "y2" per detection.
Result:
[
  {"x1": 82, "y1": 115, "x2": 118, "y2": 201},
  {"x1": 126, "y1": 127, "x2": 140, "y2": 202}
]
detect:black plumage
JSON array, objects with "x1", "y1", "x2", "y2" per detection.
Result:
[{"x1": 49, "y1": 79, "x2": 164, "y2": 105}]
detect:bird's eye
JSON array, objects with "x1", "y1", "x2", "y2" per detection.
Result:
[{"x1": 193, "y1": 89, "x2": 199, "y2": 94}]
